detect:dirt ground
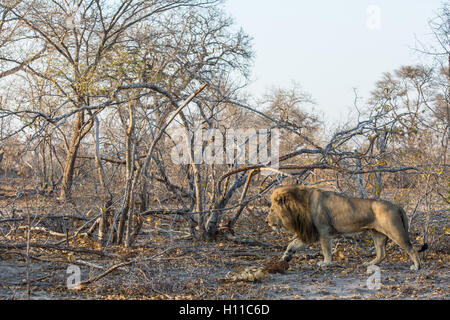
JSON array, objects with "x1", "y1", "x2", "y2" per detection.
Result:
[{"x1": 0, "y1": 189, "x2": 448, "y2": 300}]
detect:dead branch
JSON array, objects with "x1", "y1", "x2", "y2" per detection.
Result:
[
  {"x1": 15, "y1": 226, "x2": 67, "y2": 238},
  {"x1": 228, "y1": 169, "x2": 258, "y2": 230},
  {"x1": 219, "y1": 164, "x2": 420, "y2": 183},
  {"x1": 80, "y1": 247, "x2": 177, "y2": 287},
  {"x1": 0, "y1": 243, "x2": 118, "y2": 258},
  {"x1": 0, "y1": 214, "x2": 89, "y2": 224},
  {"x1": 79, "y1": 261, "x2": 132, "y2": 287}
]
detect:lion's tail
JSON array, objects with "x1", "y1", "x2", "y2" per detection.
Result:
[
  {"x1": 418, "y1": 243, "x2": 429, "y2": 253},
  {"x1": 399, "y1": 207, "x2": 409, "y2": 233},
  {"x1": 400, "y1": 207, "x2": 429, "y2": 253}
]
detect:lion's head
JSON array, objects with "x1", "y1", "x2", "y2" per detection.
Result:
[{"x1": 267, "y1": 185, "x2": 319, "y2": 243}]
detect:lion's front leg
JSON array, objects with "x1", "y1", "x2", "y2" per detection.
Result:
[{"x1": 281, "y1": 237, "x2": 305, "y2": 262}]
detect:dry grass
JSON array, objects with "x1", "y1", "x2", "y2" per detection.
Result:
[{"x1": 0, "y1": 177, "x2": 448, "y2": 300}]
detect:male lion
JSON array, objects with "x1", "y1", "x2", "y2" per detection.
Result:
[{"x1": 267, "y1": 185, "x2": 423, "y2": 270}]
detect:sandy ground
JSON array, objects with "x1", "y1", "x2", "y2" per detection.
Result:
[
  {"x1": 1, "y1": 234, "x2": 448, "y2": 300},
  {"x1": 0, "y1": 186, "x2": 448, "y2": 300}
]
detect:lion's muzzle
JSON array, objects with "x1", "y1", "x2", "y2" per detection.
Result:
[{"x1": 266, "y1": 209, "x2": 283, "y2": 234}]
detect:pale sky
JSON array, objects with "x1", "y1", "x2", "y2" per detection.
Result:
[{"x1": 225, "y1": 0, "x2": 445, "y2": 125}]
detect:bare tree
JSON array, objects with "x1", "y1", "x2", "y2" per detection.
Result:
[{"x1": 5, "y1": 0, "x2": 220, "y2": 199}]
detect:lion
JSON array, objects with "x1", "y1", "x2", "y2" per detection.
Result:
[{"x1": 267, "y1": 185, "x2": 424, "y2": 270}]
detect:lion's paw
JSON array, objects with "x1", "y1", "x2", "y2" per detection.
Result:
[
  {"x1": 410, "y1": 264, "x2": 419, "y2": 271},
  {"x1": 362, "y1": 261, "x2": 377, "y2": 267},
  {"x1": 317, "y1": 261, "x2": 333, "y2": 267}
]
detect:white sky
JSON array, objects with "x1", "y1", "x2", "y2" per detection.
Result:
[{"x1": 224, "y1": 0, "x2": 445, "y2": 125}]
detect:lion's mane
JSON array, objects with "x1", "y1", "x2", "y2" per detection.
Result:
[{"x1": 270, "y1": 186, "x2": 319, "y2": 243}]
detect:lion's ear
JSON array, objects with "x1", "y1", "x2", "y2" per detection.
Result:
[
  {"x1": 274, "y1": 195, "x2": 281, "y2": 205},
  {"x1": 294, "y1": 188, "x2": 309, "y2": 206},
  {"x1": 274, "y1": 194, "x2": 286, "y2": 206}
]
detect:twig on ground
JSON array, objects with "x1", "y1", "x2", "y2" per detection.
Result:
[
  {"x1": 0, "y1": 243, "x2": 119, "y2": 258},
  {"x1": 79, "y1": 247, "x2": 180, "y2": 287}
]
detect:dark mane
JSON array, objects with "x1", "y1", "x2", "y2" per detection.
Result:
[{"x1": 272, "y1": 186, "x2": 319, "y2": 243}]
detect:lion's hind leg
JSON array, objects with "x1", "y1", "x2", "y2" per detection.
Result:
[
  {"x1": 363, "y1": 230, "x2": 388, "y2": 267},
  {"x1": 382, "y1": 228, "x2": 421, "y2": 271}
]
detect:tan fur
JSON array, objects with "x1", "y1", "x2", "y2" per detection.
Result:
[{"x1": 267, "y1": 185, "x2": 422, "y2": 270}]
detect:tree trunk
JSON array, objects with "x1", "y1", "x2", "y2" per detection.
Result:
[
  {"x1": 59, "y1": 109, "x2": 94, "y2": 199},
  {"x1": 59, "y1": 111, "x2": 84, "y2": 200},
  {"x1": 117, "y1": 103, "x2": 136, "y2": 245},
  {"x1": 93, "y1": 116, "x2": 113, "y2": 246}
]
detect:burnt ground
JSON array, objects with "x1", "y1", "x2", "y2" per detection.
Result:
[{"x1": 0, "y1": 188, "x2": 448, "y2": 300}]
